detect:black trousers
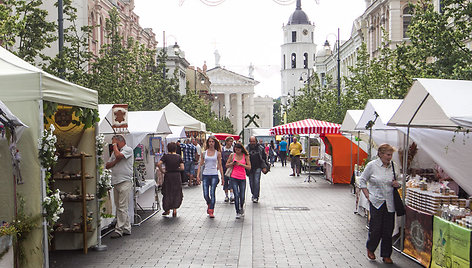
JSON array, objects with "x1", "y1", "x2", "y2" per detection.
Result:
[{"x1": 367, "y1": 202, "x2": 395, "y2": 258}]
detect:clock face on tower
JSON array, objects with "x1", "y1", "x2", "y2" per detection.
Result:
[{"x1": 303, "y1": 29, "x2": 308, "y2": 35}]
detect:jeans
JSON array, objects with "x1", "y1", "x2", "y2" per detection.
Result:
[
  {"x1": 367, "y1": 202, "x2": 395, "y2": 257},
  {"x1": 280, "y1": 152, "x2": 287, "y2": 166},
  {"x1": 230, "y1": 178, "x2": 246, "y2": 213},
  {"x1": 202, "y1": 175, "x2": 219, "y2": 209},
  {"x1": 248, "y1": 168, "x2": 262, "y2": 199}
]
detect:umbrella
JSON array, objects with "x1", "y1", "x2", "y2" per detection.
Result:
[
  {"x1": 213, "y1": 133, "x2": 240, "y2": 141},
  {"x1": 270, "y1": 119, "x2": 341, "y2": 135}
]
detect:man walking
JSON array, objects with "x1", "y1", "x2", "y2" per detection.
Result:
[
  {"x1": 192, "y1": 138, "x2": 202, "y2": 184},
  {"x1": 246, "y1": 136, "x2": 266, "y2": 203},
  {"x1": 221, "y1": 136, "x2": 235, "y2": 203},
  {"x1": 289, "y1": 137, "x2": 302, "y2": 177},
  {"x1": 279, "y1": 137, "x2": 288, "y2": 167},
  {"x1": 106, "y1": 135, "x2": 134, "y2": 239},
  {"x1": 181, "y1": 139, "x2": 197, "y2": 186}
]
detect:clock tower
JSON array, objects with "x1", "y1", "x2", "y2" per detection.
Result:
[{"x1": 281, "y1": 0, "x2": 316, "y2": 108}]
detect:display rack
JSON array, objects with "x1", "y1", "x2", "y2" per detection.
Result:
[{"x1": 52, "y1": 153, "x2": 94, "y2": 254}]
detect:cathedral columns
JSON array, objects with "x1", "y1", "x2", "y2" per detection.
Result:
[
  {"x1": 224, "y1": 93, "x2": 230, "y2": 118},
  {"x1": 236, "y1": 93, "x2": 243, "y2": 134}
]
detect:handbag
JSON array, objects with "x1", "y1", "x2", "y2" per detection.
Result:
[
  {"x1": 225, "y1": 154, "x2": 234, "y2": 177},
  {"x1": 392, "y1": 161, "x2": 406, "y2": 216}
]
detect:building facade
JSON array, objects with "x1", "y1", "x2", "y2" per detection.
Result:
[
  {"x1": 314, "y1": 0, "x2": 415, "y2": 90},
  {"x1": 280, "y1": 0, "x2": 316, "y2": 108},
  {"x1": 40, "y1": 0, "x2": 157, "y2": 60},
  {"x1": 207, "y1": 66, "x2": 274, "y2": 135}
]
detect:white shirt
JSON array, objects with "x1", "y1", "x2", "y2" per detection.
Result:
[
  {"x1": 109, "y1": 144, "x2": 134, "y2": 185},
  {"x1": 195, "y1": 144, "x2": 202, "y2": 157},
  {"x1": 359, "y1": 158, "x2": 399, "y2": 213}
]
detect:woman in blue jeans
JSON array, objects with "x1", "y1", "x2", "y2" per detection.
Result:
[
  {"x1": 197, "y1": 136, "x2": 224, "y2": 218},
  {"x1": 225, "y1": 143, "x2": 251, "y2": 219}
]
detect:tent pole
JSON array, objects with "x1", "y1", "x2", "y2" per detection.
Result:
[
  {"x1": 400, "y1": 92, "x2": 430, "y2": 251},
  {"x1": 357, "y1": 131, "x2": 360, "y2": 166},
  {"x1": 350, "y1": 133, "x2": 353, "y2": 187}
]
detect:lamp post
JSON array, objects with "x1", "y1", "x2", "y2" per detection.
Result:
[{"x1": 299, "y1": 66, "x2": 315, "y2": 94}]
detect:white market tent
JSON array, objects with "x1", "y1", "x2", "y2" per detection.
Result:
[
  {"x1": 0, "y1": 46, "x2": 98, "y2": 266},
  {"x1": 355, "y1": 99, "x2": 403, "y2": 162},
  {"x1": 161, "y1": 102, "x2": 206, "y2": 132},
  {"x1": 98, "y1": 105, "x2": 172, "y2": 148},
  {"x1": 388, "y1": 78, "x2": 472, "y2": 195},
  {"x1": 166, "y1": 126, "x2": 186, "y2": 142},
  {"x1": 340, "y1": 110, "x2": 370, "y2": 154}
]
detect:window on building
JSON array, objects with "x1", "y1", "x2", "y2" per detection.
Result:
[
  {"x1": 403, "y1": 6, "x2": 413, "y2": 38},
  {"x1": 283, "y1": 55, "x2": 286, "y2": 69},
  {"x1": 291, "y1": 53, "x2": 296, "y2": 68},
  {"x1": 292, "y1": 31, "x2": 297, "y2": 42},
  {"x1": 303, "y1": 53, "x2": 308, "y2": 69}
]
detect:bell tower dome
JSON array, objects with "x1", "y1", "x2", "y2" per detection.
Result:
[{"x1": 280, "y1": 0, "x2": 317, "y2": 107}]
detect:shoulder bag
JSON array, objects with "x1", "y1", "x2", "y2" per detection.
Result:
[
  {"x1": 392, "y1": 161, "x2": 406, "y2": 216},
  {"x1": 225, "y1": 154, "x2": 234, "y2": 177}
]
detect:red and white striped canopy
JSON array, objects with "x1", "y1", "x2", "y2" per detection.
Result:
[{"x1": 270, "y1": 119, "x2": 341, "y2": 135}]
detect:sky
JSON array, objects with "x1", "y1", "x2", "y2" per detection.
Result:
[{"x1": 133, "y1": 0, "x2": 366, "y2": 98}]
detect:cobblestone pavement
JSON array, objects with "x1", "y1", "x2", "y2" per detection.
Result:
[{"x1": 50, "y1": 164, "x2": 421, "y2": 268}]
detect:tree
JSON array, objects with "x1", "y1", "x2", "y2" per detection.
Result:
[
  {"x1": 42, "y1": 0, "x2": 94, "y2": 86},
  {"x1": 0, "y1": 0, "x2": 56, "y2": 64},
  {"x1": 178, "y1": 89, "x2": 234, "y2": 133},
  {"x1": 396, "y1": 0, "x2": 472, "y2": 81}
]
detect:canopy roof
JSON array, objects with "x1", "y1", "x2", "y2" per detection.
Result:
[
  {"x1": 98, "y1": 105, "x2": 171, "y2": 148},
  {"x1": 0, "y1": 46, "x2": 97, "y2": 109},
  {"x1": 270, "y1": 119, "x2": 340, "y2": 135},
  {"x1": 388, "y1": 78, "x2": 472, "y2": 130},
  {"x1": 213, "y1": 133, "x2": 240, "y2": 141},
  {"x1": 0, "y1": 100, "x2": 28, "y2": 142},
  {"x1": 161, "y1": 102, "x2": 206, "y2": 132},
  {"x1": 166, "y1": 126, "x2": 186, "y2": 141},
  {"x1": 355, "y1": 99, "x2": 403, "y2": 131},
  {"x1": 340, "y1": 110, "x2": 363, "y2": 132}
]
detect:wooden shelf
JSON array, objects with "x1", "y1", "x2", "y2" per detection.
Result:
[
  {"x1": 53, "y1": 176, "x2": 93, "y2": 181},
  {"x1": 52, "y1": 152, "x2": 93, "y2": 254},
  {"x1": 54, "y1": 228, "x2": 94, "y2": 234},
  {"x1": 59, "y1": 153, "x2": 92, "y2": 159}
]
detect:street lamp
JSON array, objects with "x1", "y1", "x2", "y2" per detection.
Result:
[{"x1": 299, "y1": 66, "x2": 315, "y2": 94}]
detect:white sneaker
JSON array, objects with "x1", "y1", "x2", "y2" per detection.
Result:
[
  {"x1": 235, "y1": 213, "x2": 241, "y2": 219},
  {"x1": 240, "y1": 208, "x2": 244, "y2": 216}
]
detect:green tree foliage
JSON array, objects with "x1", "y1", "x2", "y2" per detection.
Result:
[
  {"x1": 396, "y1": 0, "x2": 472, "y2": 80},
  {"x1": 286, "y1": 74, "x2": 342, "y2": 124},
  {"x1": 88, "y1": 8, "x2": 181, "y2": 111},
  {"x1": 42, "y1": 0, "x2": 94, "y2": 86},
  {"x1": 0, "y1": 0, "x2": 56, "y2": 64},
  {"x1": 179, "y1": 89, "x2": 234, "y2": 133}
]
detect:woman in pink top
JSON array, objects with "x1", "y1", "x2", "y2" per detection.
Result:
[{"x1": 226, "y1": 143, "x2": 251, "y2": 219}]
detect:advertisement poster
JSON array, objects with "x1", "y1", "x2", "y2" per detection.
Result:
[
  {"x1": 404, "y1": 205, "x2": 433, "y2": 267},
  {"x1": 431, "y1": 216, "x2": 471, "y2": 268}
]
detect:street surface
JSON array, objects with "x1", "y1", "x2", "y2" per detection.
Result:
[{"x1": 50, "y1": 164, "x2": 421, "y2": 267}]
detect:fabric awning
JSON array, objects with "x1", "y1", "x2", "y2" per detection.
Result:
[
  {"x1": 270, "y1": 119, "x2": 340, "y2": 135},
  {"x1": 388, "y1": 78, "x2": 472, "y2": 130},
  {"x1": 213, "y1": 133, "x2": 240, "y2": 141}
]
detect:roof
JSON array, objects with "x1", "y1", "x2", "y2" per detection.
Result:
[
  {"x1": 161, "y1": 102, "x2": 206, "y2": 132},
  {"x1": 288, "y1": 0, "x2": 311, "y2": 25},
  {"x1": 388, "y1": 78, "x2": 472, "y2": 130},
  {"x1": 355, "y1": 99, "x2": 403, "y2": 131}
]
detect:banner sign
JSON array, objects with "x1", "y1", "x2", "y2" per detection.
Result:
[
  {"x1": 431, "y1": 216, "x2": 471, "y2": 268},
  {"x1": 404, "y1": 205, "x2": 433, "y2": 267}
]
